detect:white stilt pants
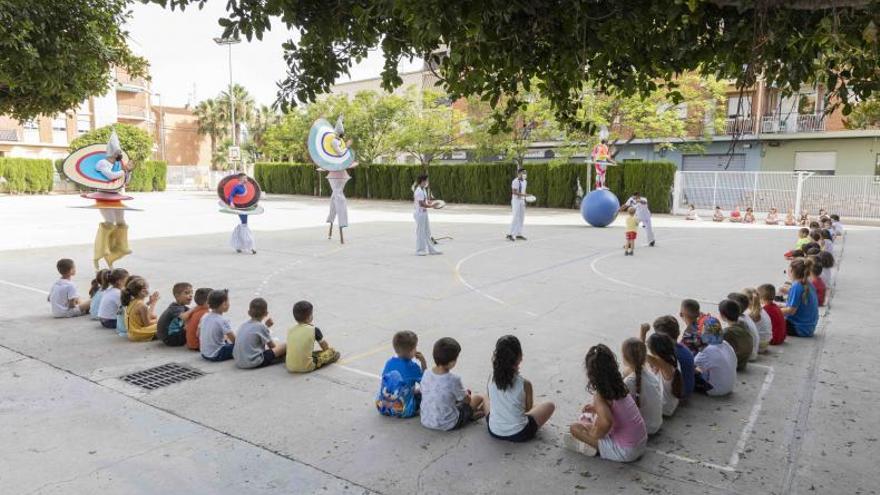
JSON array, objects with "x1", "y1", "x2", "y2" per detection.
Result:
[
  {"x1": 639, "y1": 214, "x2": 655, "y2": 243},
  {"x1": 99, "y1": 209, "x2": 126, "y2": 225},
  {"x1": 414, "y1": 211, "x2": 437, "y2": 254},
  {"x1": 509, "y1": 199, "x2": 525, "y2": 236}
]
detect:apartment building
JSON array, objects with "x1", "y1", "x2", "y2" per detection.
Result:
[{"x1": 0, "y1": 67, "x2": 210, "y2": 167}]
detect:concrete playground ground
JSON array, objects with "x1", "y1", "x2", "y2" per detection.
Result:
[{"x1": 1, "y1": 191, "x2": 877, "y2": 495}]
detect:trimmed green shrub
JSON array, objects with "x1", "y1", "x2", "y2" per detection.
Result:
[
  {"x1": 254, "y1": 160, "x2": 676, "y2": 211},
  {"x1": 126, "y1": 160, "x2": 168, "y2": 192},
  {"x1": 0, "y1": 157, "x2": 54, "y2": 193}
]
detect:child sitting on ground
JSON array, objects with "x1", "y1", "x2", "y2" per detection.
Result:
[
  {"x1": 780, "y1": 259, "x2": 819, "y2": 337},
  {"x1": 620, "y1": 338, "x2": 663, "y2": 435},
  {"x1": 830, "y1": 214, "x2": 844, "y2": 237},
  {"x1": 566, "y1": 344, "x2": 647, "y2": 462},
  {"x1": 651, "y1": 315, "x2": 694, "y2": 400},
  {"x1": 640, "y1": 329, "x2": 682, "y2": 417},
  {"x1": 765, "y1": 207, "x2": 780, "y2": 225},
  {"x1": 685, "y1": 204, "x2": 698, "y2": 221},
  {"x1": 122, "y1": 277, "x2": 160, "y2": 342},
  {"x1": 199, "y1": 289, "x2": 236, "y2": 361},
  {"x1": 713, "y1": 206, "x2": 725, "y2": 222},
  {"x1": 48, "y1": 258, "x2": 91, "y2": 318},
  {"x1": 743, "y1": 207, "x2": 755, "y2": 224},
  {"x1": 727, "y1": 292, "x2": 760, "y2": 362},
  {"x1": 88, "y1": 269, "x2": 110, "y2": 320},
  {"x1": 784, "y1": 209, "x2": 796, "y2": 226},
  {"x1": 798, "y1": 212, "x2": 809, "y2": 226},
  {"x1": 693, "y1": 321, "x2": 737, "y2": 396},
  {"x1": 420, "y1": 337, "x2": 487, "y2": 431},
  {"x1": 679, "y1": 299, "x2": 709, "y2": 355},
  {"x1": 234, "y1": 298, "x2": 286, "y2": 369},
  {"x1": 743, "y1": 288, "x2": 771, "y2": 353},
  {"x1": 759, "y1": 284, "x2": 786, "y2": 345},
  {"x1": 487, "y1": 335, "x2": 555, "y2": 442},
  {"x1": 286, "y1": 300, "x2": 340, "y2": 373},
  {"x1": 808, "y1": 259, "x2": 827, "y2": 306},
  {"x1": 729, "y1": 206, "x2": 742, "y2": 223},
  {"x1": 624, "y1": 207, "x2": 637, "y2": 256},
  {"x1": 96, "y1": 268, "x2": 129, "y2": 329},
  {"x1": 185, "y1": 288, "x2": 212, "y2": 351},
  {"x1": 376, "y1": 330, "x2": 426, "y2": 418},
  {"x1": 156, "y1": 282, "x2": 195, "y2": 347},
  {"x1": 718, "y1": 299, "x2": 753, "y2": 371},
  {"x1": 795, "y1": 227, "x2": 811, "y2": 250}
]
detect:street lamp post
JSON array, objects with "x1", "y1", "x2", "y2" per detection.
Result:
[{"x1": 214, "y1": 36, "x2": 241, "y2": 168}]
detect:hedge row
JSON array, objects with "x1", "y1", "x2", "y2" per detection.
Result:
[
  {"x1": 0, "y1": 157, "x2": 54, "y2": 193},
  {"x1": 127, "y1": 160, "x2": 168, "y2": 192},
  {"x1": 255, "y1": 161, "x2": 677, "y2": 213}
]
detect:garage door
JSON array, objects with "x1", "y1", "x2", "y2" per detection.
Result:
[{"x1": 681, "y1": 153, "x2": 746, "y2": 172}]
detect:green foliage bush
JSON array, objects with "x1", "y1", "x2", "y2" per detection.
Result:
[
  {"x1": 254, "y1": 161, "x2": 675, "y2": 212},
  {"x1": 127, "y1": 161, "x2": 168, "y2": 192},
  {"x1": 0, "y1": 157, "x2": 54, "y2": 193}
]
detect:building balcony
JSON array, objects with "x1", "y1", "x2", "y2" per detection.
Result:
[
  {"x1": 722, "y1": 117, "x2": 756, "y2": 135},
  {"x1": 0, "y1": 128, "x2": 18, "y2": 141},
  {"x1": 760, "y1": 114, "x2": 825, "y2": 134},
  {"x1": 115, "y1": 71, "x2": 148, "y2": 92}
]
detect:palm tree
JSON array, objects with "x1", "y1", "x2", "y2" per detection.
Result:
[
  {"x1": 249, "y1": 104, "x2": 280, "y2": 154},
  {"x1": 194, "y1": 98, "x2": 227, "y2": 169},
  {"x1": 217, "y1": 84, "x2": 256, "y2": 145}
]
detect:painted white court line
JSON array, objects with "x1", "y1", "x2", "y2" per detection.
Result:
[
  {"x1": 0, "y1": 280, "x2": 49, "y2": 295},
  {"x1": 453, "y1": 245, "x2": 513, "y2": 307},
  {"x1": 651, "y1": 449, "x2": 736, "y2": 472},
  {"x1": 335, "y1": 364, "x2": 381, "y2": 380},
  {"x1": 729, "y1": 363, "x2": 776, "y2": 468}
]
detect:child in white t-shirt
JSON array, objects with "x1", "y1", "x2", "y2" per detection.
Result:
[
  {"x1": 48, "y1": 259, "x2": 91, "y2": 318},
  {"x1": 694, "y1": 324, "x2": 737, "y2": 396},
  {"x1": 620, "y1": 338, "x2": 663, "y2": 435},
  {"x1": 420, "y1": 337, "x2": 486, "y2": 431}
]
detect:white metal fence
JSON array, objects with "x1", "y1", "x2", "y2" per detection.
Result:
[
  {"x1": 673, "y1": 171, "x2": 880, "y2": 221},
  {"x1": 165, "y1": 166, "x2": 231, "y2": 191}
]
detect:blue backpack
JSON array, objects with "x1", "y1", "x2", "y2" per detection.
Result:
[{"x1": 375, "y1": 370, "x2": 419, "y2": 418}]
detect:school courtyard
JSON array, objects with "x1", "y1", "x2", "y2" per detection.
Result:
[{"x1": 0, "y1": 191, "x2": 877, "y2": 495}]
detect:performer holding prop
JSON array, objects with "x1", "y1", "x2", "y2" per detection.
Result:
[
  {"x1": 590, "y1": 127, "x2": 616, "y2": 190},
  {"x1": 307, "y1": 117, "x2": 357, "y2": 244},
  {"x1": 61, "y1": 130, "x2": 136, "y2": 269},
  {"x1": 414, "y1": 174, "x2": 441, "y2": 256},
  {"x1": 507, "y1": 168, "x2": 533, "y2": 242},
  {"x1": 217, "y1": 173, "x2": 263, "y2": 254}
]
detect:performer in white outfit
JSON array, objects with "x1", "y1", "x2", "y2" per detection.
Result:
[
  {"x1": 507, "y1": 168, "x2": 528, "y2": 241},
  {"x1": 623, "y1": 192, "x2": 655, "y2": 246},
  {"x1": 326, "y1": 169, "x2": 350, "y2": 243},
  {"x1": 414, "y1": 174, "x2": 441, "y2": 256}
]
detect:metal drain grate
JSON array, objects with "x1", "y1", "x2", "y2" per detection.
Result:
[{"x1": 120, "y1": 363, "x2": 204, "y2": 390}]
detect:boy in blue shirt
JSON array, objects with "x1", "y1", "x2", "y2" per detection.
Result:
[{"x1": 376, "y1": 331, "x2": 428, "y2": 418}]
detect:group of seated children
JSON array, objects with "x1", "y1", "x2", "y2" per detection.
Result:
[
  {"x1": 690, "y1": 204, "x2": 843, "y2": 232},
  {"x1": 48, "y1": 217, "x2": 839, "y2": 465},
  {"x1": 370, "y1": 221, "x2": 838, "y2": 464},
  {"x1": 49, "y1": 259, "x2": 340, "y2": 373}
]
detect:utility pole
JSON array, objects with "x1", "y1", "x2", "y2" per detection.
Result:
[{"x1": 214, "y1": 37, "x2": 241, "y2": 169}]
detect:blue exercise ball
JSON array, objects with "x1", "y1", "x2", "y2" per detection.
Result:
[{"x1": 581, "y1": 189, "x2": 620, "y2": 227}]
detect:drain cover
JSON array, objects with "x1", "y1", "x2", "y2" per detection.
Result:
[{"x1": 120, "y1": 363, "x2": 204, "y2": 390}]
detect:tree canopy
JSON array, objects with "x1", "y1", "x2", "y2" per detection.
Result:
[
  {"x1": 70, "y1": 124, "x2": 154, "y2": 166},
  {"x1": 151, "y1": 0, "x2": 879, "y2": 133},
  {"x1": 0, "y1": 0, "x2": 147, "y2": 121}
]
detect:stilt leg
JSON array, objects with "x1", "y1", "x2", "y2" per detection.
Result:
[
  {"x1": 328, "y1": 222, "x2": 334, "y2": 239},
  {"x1": 339, "y1": 226, "x2": 345, "y2": 244}
]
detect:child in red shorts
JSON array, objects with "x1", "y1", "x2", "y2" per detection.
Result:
[{"x1": 624, "y1": 207, "x2": 637, "y2": 256}]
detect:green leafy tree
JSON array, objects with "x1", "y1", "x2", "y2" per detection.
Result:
[
  {"x1": 344, "y1": 91, "x2": 409, "y2": 164},
  {"x1": 70, "y1": 124, "x2": 153, "y2": 167},
  {"x1": 392, "y1": 89, "x2": 463, "y2": 167},
  {"x1": 259, "y1": 97, "x2": 339, "y2": 162},
  {"x1": 249, "y1": 104, "x2": 281, "y2": 155},
  {"x1": 151, "y1": 0, "x2": 880, "y2": 133},
  {"x1": 845, "y1": 93, "x2": 880, "y2": 129},
  {"x1": 217, "y1": 84, "x2": 256, "y2": 144},
  {"x1": 0, "y1": 0, "x2": 147, "y2": 121}
]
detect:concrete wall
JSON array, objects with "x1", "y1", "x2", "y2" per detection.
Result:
[
  {"x1": 760, "y1": 137, "x2": 880, "y2": 175},
  {"x1": 154, "y1": 107, "x2": 211, "y2": 167}
]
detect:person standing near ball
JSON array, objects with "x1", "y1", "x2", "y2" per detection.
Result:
[
  {"x1": 623, "y1": 192, "x2": 655, "y2": 247},
  {"x1": 507, "y1": 168, "x2": 528, "y2": 242}
]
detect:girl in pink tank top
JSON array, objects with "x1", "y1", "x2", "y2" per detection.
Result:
[{"x1": 568, "y1": 344, "x2": 647, "y2": 462}]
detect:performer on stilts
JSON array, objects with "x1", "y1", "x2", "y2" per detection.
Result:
[
  {"x1": 61, "y1": 130, "x2": 137, "y2": 269},
  {"x1": 308, "y1": 116, "x2": 357, "y2": 244},
  {"x1": 217, "y1": 173, "x2": 263, "y2": 254},
  {"x1": 591, "y1": 138, "x2": 614, "y2": 189}
]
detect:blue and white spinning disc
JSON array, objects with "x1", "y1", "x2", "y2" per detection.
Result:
[{"x1": 307, "y1": 118, "x2": 355, "y2": 171}]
